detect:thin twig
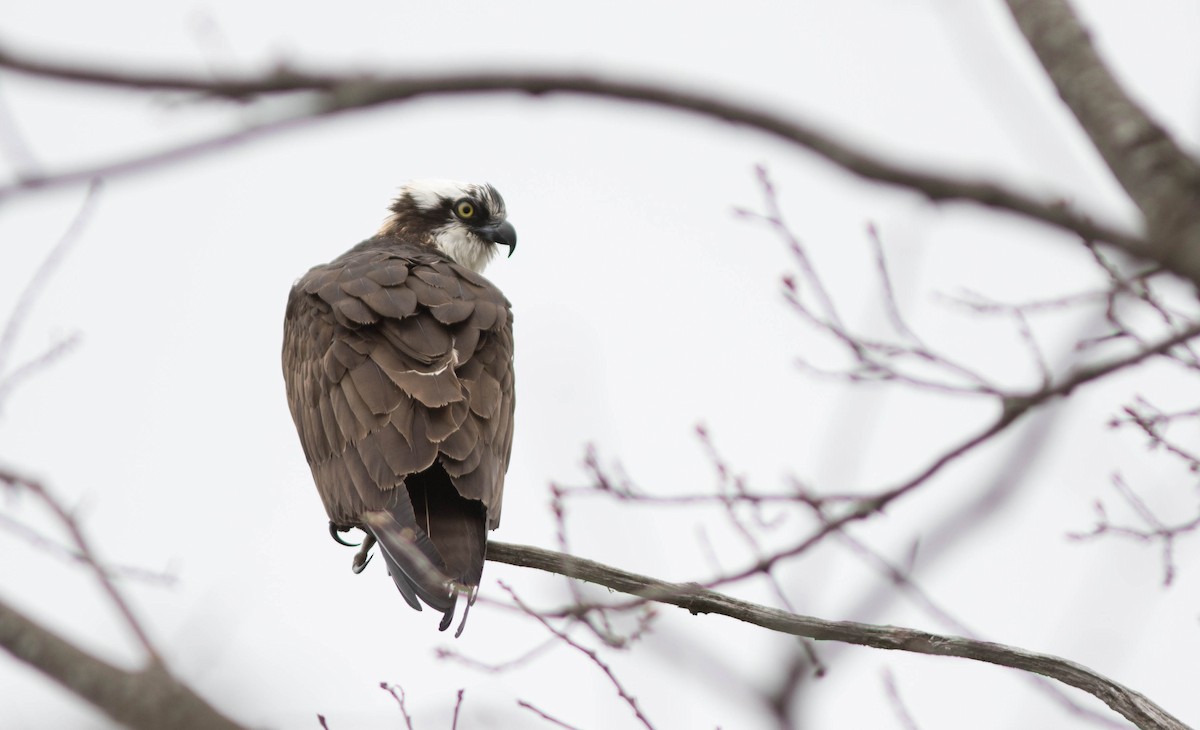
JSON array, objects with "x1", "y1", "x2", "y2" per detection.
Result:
[
  {"x1": 0, "y1": 512, "x2": 177, "y2": 586},
  {"x1": 0, "y1": 181, "x2": 100, "y2": 376},
  {"x1": 1114, "y1": 397, "x2": 1200, "y2": 471},
  {"x1": 499, "y1": 581, "x2": 656, "y2": 730},
  {"x1": 379, "y1": 683, "x2": 416, "y2": 730},
  {"x1": 0, "y1": 332, "x2": 80, "y2": 412},
  {"x1": 451, "y1": 689, "x2": 465, "y2": 730},
  {"x1": 882, "y1": 669, "x2": 921, "y2": 730},
  {"x1": 1069, "y1": 474, "x2": 1200, "y2": 586},
  {"x1": 866, "y1": 222, "x2": 922, "y2": 344},
  {"x1": 517, "y1": 700, "x2": 584, "y2": 730},
  {"x1": 436, "y1": 636, "x2": 559, "y2": 673}
]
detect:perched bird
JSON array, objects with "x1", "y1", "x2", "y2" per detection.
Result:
[{"x1": 282, "y1": 180, "x2": 516, "y2": 634}]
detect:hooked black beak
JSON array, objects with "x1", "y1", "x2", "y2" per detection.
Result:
[{"x1": 479, "y1": 220, "x2": 517, "y2": 257}]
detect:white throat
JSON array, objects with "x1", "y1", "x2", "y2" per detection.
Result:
[{"x1": 434, "y1": 224, "x2": 496, "y2": 273}]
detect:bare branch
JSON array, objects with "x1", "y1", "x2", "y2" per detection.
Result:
[
  {"x1": 0, "y1": 512, "x2": 177, "y2": 586},
  {"x1": 500, "y1": 581, "x2": 656, "y2": 730},
  {"x1": 379, "y1": 683, "x2": 416, "y2": 730},
  {"x1": 866, "y1": 222, "x2": 922, "y2": 345},
  {"x1": 1112, "y1": 397, "x2": 1200, "y2": 472},
  {"x1": 1069, "y1": 474, "x2": 1200, "y2": 586},
  {"x1": 562, "y1": 319, "x2": 1200, "y2": 610},
  {"x1": 882, "y1": 669, "x2": 922, "y2": 730},
  {"x1": 436, "y1": 636, "x2": 559, "y2": 674},
  {"x1": 0, "y1": 465, "x2": 161, "y2": 664},
  {"x1": 517, "y1": 700, "x2": 585, "y2": 730},
  {"x1": 0, "y1": 332, "x2": 80, "y2": 412},
  {"x1": 0, "y1": 46, "x2": 1144, "y2": 259},
  {"x1": 748, "y1": 169, "x2": 1000, "y2": 396},
  {"x1": 835, "y1": 531, "x2": 1128, "y2": 729},
  {"x1": 486, "y1": 542, "x2": 1188, "y2": 730},
  {"x1": 451, "y1": 689, "x2": 465, "y2": 730},
  {"x1": 1005, "y1": 0, "x2": 1200, "y2": 280},
  {"x1": 1019, "y1": 320, "x2": 1200, "y2": 405},
  {"x1": 0, "y1": 596, "x2": 245, "y2": 730},
  {"x1": 0, "y1": 180, "x2": 97, "y2": 405}
]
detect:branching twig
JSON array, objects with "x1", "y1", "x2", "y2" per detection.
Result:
[
  {"x1": 379, "y1": 683, "x2": 416, "y2": 730},
  {"x1": 557, "y1": 321, "x2": 1200, "y2": 614},
  {"x1": 745, "y1": 170, "x2": 1006, "y2": 396},
  {"x1": 1113, "y1": 397, "x2": 1200, "y2": 472},
  {"x1": 500, "y1": 581, "x2": 657, "y2": 730},
  {"x1": 1069, "y1": 474, "x2": 1200, "y2": 586},
  {"x1": 0, "y1": 180, "x2": 98, "y2": 408},
  {"x1": 0, "y1": 180, "x2": 98, "y2": 369}
]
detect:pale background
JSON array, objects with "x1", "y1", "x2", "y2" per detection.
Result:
[{"x1": 1, "y1": 1, "x2": 1198, "y2": 728}]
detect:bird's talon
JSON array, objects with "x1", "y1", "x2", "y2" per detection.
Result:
[
  {"x1": 329, "y1": 521, "x2": 360, "y2": 547},
  {"x1": 352, "y1": 552, "x2": 373, "y2": 574}
]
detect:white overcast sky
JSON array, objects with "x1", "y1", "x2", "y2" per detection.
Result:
[{"x1": 2, "y1": 1, "x2": 1199, "y2": 729}]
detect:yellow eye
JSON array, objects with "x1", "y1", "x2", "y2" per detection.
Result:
[{"x1": 455, "y1": 200, "x2": 476, "y2": 219}]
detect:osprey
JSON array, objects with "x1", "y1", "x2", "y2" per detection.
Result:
[{"x1": 282, "y1": 180, "x2": 516, "y2": 634}]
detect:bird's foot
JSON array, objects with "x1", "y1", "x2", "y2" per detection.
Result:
[{"x1": 352, "y1": 534, "x2": 377, "y2": 574}]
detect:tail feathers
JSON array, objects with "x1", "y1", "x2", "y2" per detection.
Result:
[
  {"x1": 363, "y1": 508, "x2": 457, "y2": 614},
  {"x1": 379, "y1": 548, "x2": 422, "y2": 611},
  {"x1": 359, "y1": 463, "x2": 489, "y2": 634}
]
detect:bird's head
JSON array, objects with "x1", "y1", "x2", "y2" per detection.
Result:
[{"x1": 380, "y1": 180, "x2": 517, "y2": 273}]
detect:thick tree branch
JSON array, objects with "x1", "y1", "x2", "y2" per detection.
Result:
[
  {"x1": 0, "y1": 596, "x2": 245, "y2": 730},
  {"x1": 0, "y1": 466, "x2": 245, "y2": 728},
  {"x1": 1005, "y1": 0, "x2": 1200, "y2": 281},
  {"x1": 0, "y1": 45, "x2": 1144, "y2": 259},
  {"x1": 0, "y1": 466, "x2": 160, "y2": 665},
  {"x1": 486, "y1": 542, "x2": 1189, "y2": 730}
]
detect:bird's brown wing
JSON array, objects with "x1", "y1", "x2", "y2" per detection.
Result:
[{"x1": 282, "y1": 242, "x2": 514, "y2": 616}]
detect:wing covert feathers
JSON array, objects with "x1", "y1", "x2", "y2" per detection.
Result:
[{"x1": 282, "y1": 239, "x2": 514, "y2": 626}]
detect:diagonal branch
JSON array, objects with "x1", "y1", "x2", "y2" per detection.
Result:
[
  {"x1": 0, "y1": 597, "x2": 245, "y2": 730},
  {"x1": 1004, "y1": 0, "x2": 1200, "y2": 280},
  {"x1": 0, "y1": 466, "x2": 160, "y2": 664},
  {"x1": 486, "y1": 541, "x2": 1189, "y2": 730},
  {"x1": 0, "y1": 181, "x2": 99, "y2": 380}
]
